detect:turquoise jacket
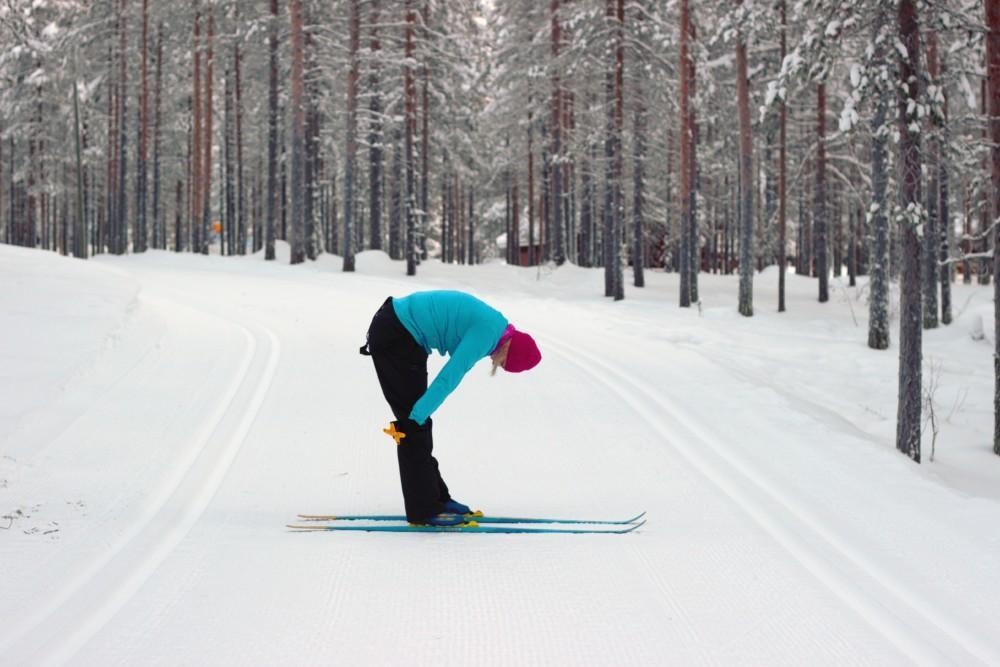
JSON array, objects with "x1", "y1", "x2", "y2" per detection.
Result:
[{"x1": 392, "y1": 290, "x2": 508, "y2": 425}]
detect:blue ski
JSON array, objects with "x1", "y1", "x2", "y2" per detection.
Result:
[
  {"x1": 296, "y1": 511, "x2": 646, "y2": 526},
  {"x1": 286, "y1": 520, "x2": 645, "y2": 534}
]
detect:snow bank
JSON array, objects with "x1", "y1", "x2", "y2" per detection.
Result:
[{"x1": 0, "y1": 245, "x2": 139, "y2": 451}]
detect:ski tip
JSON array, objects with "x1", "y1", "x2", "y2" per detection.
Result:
[
  {"x1": 626, "y1": 519, "x2": 646, "y2": 532},
  {"x1": 628, "y1": 511, "x2": 647, "y2": 523}
]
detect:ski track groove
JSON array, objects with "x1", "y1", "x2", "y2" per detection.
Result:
[
  {"x1": 626, "y1": 542, "x2": 718, "y2": 666},
  {"x1": 0, "y1": 292, "x2": 281, "y2": 666},
  {"x1": 315, "y1": 538, "x2": 359, "y2": 662},
  {"x1": 540, "y1": 332, "x2": 995, "y2": 666}
]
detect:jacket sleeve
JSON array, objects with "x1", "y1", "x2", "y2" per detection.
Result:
[{"x1": 409, "y1": 328, "x2": 490, "y2": 425}]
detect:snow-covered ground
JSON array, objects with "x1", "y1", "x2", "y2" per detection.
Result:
[{"x1": 1, "y1": 241, "x2": 998, "y2": 666}]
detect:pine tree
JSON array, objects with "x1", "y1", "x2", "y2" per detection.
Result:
[
  {"x1": 342, "y1": 0, "x2": 360, "y2": 272},
  {"x1": 389, "y1": 123, "x2": 402, "y2": 259},
  {"x1": 266, "y1": 0, "x2": 279, "y2": 261},
  {"x1": 200, "y1": 10, "x2": 214, "y2": 255},
  {"x1": 939, "y1": 59, "x2": 952, "y2": 325},
  {"x1": 777, "y1": 0, "x2": 788, "y2": 312},
  {"x1": 735, "y1": 0, "x2": 754, "y2": 317},
  {"x1": 420, "y1": 1, "x2": 432, "y2": 262},
  {"x1": 550, "y1": 0, "x2": 564, "y2": 266},
  {"x1": 631, "y1": 1, "x2": 647, "y2": 289},
  {"x1": 987, "y1": 0, "x2": 1000, "y2": 456},
  {"x1": 303, "y1": 9, "x2": 318, "y2": 261},
  {"x1": 815, "y1": 81, "x2": 829, "y2": 302},
  {"x1": 859, "y1": 2, "x2": 893, "y2": 350},
  {"x1": 678, "y1": 0, "x2": 694, "y2": 307},
  {"x1": 368, "y1": 0, "x2": 384, "y2": 252},
  {"x1": 289, "y1": 0, "x2": 305, "y2": 265},
  {"x1": 895, "y1": 0, "x2": 923, "y2": 463},
  {"x1": 612, "y1": 0, "x2": 624, "y2": 300},
  {"x1": 404, "y1": 0, "x2": 417, "y2": 276},
  {"x1": 135, "y1": 0, "x2": 149, "y2": 254},
  {"x1": 192, "y1": 5, "x2": 202, "y2": 254},
  {"x1": 73, "y1": 73, "x2": 86, "y2": 259},
  {"x1": 924, "y1": 25, "x2": 941, "y2": 329},
  {"x1": 116, "y1": 0, "x2": 128, "y2": 255},
  {"x1": 234, "y1": 17, "x2": 245, "y2": 256},
  {"x1": 151, "y1": 22, "x2": 164, "y2": 250}
]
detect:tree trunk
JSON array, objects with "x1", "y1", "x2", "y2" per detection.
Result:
[
  {"x1": 289, "y1": 0, "x2": 306, "y2": 264},
  {"x1": 678, "y1": 0, "x2": 693, "y2": 306},
  {"x1": 940, "y1": 69, "x2": 952, "y2": 324},
  {"x1": 736, "y1": 2, "x2": 753, "y2": 317},
  {"x1": 342, "y1": 0, "x2": 360, "y2": 271},
  {"x1": 580, "y1": 133, "x2": 594, "y2": 268},
  {"x1": 457, "y1": 177, "x2": 465, "y2": 263},
  {"x1": 420, "y1": 2, "x2": 431, "y2": 261},
  {"x1": 778, "y1": 0, "x2": 787, "y2": 311},
  {"x1": 404, "y1": 0, "x2": 417, "y2": 276},
  {"x1": 550, "y1": 0, "x2": 565, "y2": 265},
  {"x1": 896, "y1": 0, "x2": 923, "y2": 463},
  {"x1": 512, "y1": 180, "x2": 521, "y2": 266},
  {"x1": 541, "y1": 126, "x2": 550, "y2": 263},
  {"x1": 218, "y1": 142, "x2": 225, "y2": 255},
  {"x1": 442, "y1": 161, "x2": 451, "y2": 262},
  {"x1": 505, "y1": 135, "x2": 512, "y2": 265},
  {"x1": 815, "y1": 83, "x2": 829, "y2": 302},
  {"x1": 182, "y1": 95, "x2": 192, "y2": 251},
  {"x1": 848, "y1": 207, "x2": 857, "y2": 286},
  {"x1": 468, "y1": 187, "x2": 475, "y2": 264},
  {"x1": 266, "y1": 0, "x2": 278, "y2": 260},
  {"x1": 136, "y1": 0, "x2": 149, "y2": 253},
  {"x1": 868, "y1": 3, "x2": 891, "y2": 350},
  {"x1": 105, "y1": 41, "x2": 115, "y2": 253},
  {"x1": 9, "y1": 137, "x2": 15, "y2": 247},
  {"x1": 224, "y1": 67, "x2": 234, "y2": 256},
  {"x1": 152, "y1": 22, "x2": 164, "y2": 250},
  {"x1": 689, "y1": 115, "x2": 700, "y2": 297},
  {"x1": 0, "y1": 116, "x2": 4, "y2": 245},
  {"x1": 304, "y1": 13, "x2": 318, "y2": 260},
  {"x1": 986, "y1": 0, "x2": 1000, "y2": 456},
  {"x1": 175, "y1": 180, "x2": 183, "y2": 252},
  {"x1": 117, "y1": 0, "x2": 128, "y2": 254},
  {"x1": 330, "y1": 161, "x2": 339, "y2": 254},
  {"x1": 368, "y1": 0, "x2": 384, "y2": 251},
  {"x1": 603, "y1": 0, "x2": 616, "y2": 294},
  {"x1": 528, "y1": 107, "x2": 536, "y2": 266},
  {"x1": 612, "y1": 0, "x2": 625, "y2": 300},
  {"x1": 831, "y1": 186, "x2": 842, "y2": 277},
  {"x1": 924, "y1": 27, "x2": 940, "y2": 329},
  {"x1": 565, "y1": 90, "x2": 576, "y2": 264},
  {"x1": 632, "y1": 3, "x2": 646, "y2": 288},
  {"x1": 201, "y1": 11, "x2": 214, "y2": 255},
  {"x1": 235, "y1": 30, "x2": 245, "y2": 255},
  {"x1": 256, "y1": 157, "x2": 264, "y2": 252},
  {"x1": 390, "y1": 124, "x2": 402, "y2": 259},
  {"x1": 73, "y1": 75, "x2": 87, "y2": 259},
  {"x1": 191, "y1": 6, "x2": 202, "y2": 252}
]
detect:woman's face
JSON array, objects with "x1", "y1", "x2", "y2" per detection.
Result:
[{"x1": 491, "y1": 340, "x2": 511, "y2": 371}]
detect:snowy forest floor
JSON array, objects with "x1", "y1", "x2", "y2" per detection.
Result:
[{"x1": 1, "y1": 242, "x2": 999, "y2": 665}]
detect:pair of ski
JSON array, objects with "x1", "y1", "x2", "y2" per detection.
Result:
[{"x1": 287, "y1": 511, "x2": 646, "y2": 534}]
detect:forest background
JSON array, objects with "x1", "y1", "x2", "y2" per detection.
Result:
[{"x1": 1, "y1": 0, "x2": 999, "y2": 466}]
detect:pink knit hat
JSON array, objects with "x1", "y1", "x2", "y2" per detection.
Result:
[{"x1": 503, "y1": 328, "x2": 541, "y2": 373}]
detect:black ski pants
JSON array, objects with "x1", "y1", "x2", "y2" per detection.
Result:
[{"x1": 362, "y1": 297, "x2": 450, "y2": 522}]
